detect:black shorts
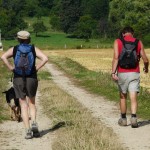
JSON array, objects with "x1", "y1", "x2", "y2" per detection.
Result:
[{"x1": 13, "y1": 77, "x2": 38, "y2": 99}]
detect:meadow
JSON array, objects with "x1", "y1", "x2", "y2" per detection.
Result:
[
  {"x1": 39, "y1": 68, "x2": 124, "y2": 150},
  {"x1": 2, "y1": 16, "x2": 114, "y2": 50},
  {"x1": 2, "y1": 32, "x2": 113, "y2": 50},
  {"x1": 45, "y1": 48, "x2": 150, "y2": 89},
  {"x1": 46, "y1": 48, "x2": 150, "y2": 119},
  {"x1": 0, "y1": 56, "x2": 11, "y2": 122}
]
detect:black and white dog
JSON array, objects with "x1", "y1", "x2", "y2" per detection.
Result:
[{"x1": 3, "y1": 87, "x2": 21, "y2": 122}]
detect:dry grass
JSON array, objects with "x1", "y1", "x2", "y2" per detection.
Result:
[
  {"x1": 0, "y1": 51, "x2": 10, "y2": 122},
  {"x1": 45, "y1": 48, "x2": 150, "y2": 89},
  {"x1": 39, "y1": 78, "x2": 124, "y2": 150}
]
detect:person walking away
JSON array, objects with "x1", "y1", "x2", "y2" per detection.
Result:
[
  {"x1": 111, "y1": 26, "x2": 149, "y2": 128},
  {"x1": 1, "y1": 31, "x2": 48, "y2": 139}
]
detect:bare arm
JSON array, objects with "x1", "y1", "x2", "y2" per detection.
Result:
[
  {"x1": 35, "y1": 47, "x2": 48, "y2": 71},
  {"x1": 1, "y1": 47, "x2": 14, "y2": 71},
  {"x1": 112, "y1": 40, "x2": 119, "y2": 80},
  {"x1": 140, "y1": 41, "x2": 149, "y2": 73}
]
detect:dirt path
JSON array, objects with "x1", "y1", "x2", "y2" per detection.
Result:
[
  {"x1": 45, "y1": 63, "x2": 150, "y2": 150},
  {"x1": 0, "y1": 91, "x2": 54, "y2": 150},
  {"x1": 1, "y1": 62, "x2": 150, "y2": 150}
]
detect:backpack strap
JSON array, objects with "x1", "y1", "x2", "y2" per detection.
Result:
[
  {"x1": 31, "y1": 44, "x2": 36, "y2": 58},
  {"x1": 13, "y1": 45, "x2": 19, "y2": 59},
  {"x1": 119, "y1": 38, "x2": 139, "y2": 50},
  {"x1": 133, "y1": 39, "x2": 139, "y2": 50},
  {"x1": 13, "y1": 44, "x2": 36, "y2": 58}
]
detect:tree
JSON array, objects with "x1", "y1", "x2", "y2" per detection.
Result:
[
  {"x1": 38, "y1": 0, "x2": 54, "y2": 16},
  {"x1": 81, "y1": 0, "x2": 109, "y2": 21},
  {"x1": 50, "y1": 15, "x2": 61, "y2": 31},
  {"x1": 74, "y1": 15, "x2": 97, "y2": 40},
  {"x1": 2, "y1": 0, "x2": 26, "y2": 16},
  {"x1": 81, "y1": 0, "x2": 109, "y2": 38},
  {"x1": 109, "y1": 0, "x2": 150, "y2": 37},
  {"x1": 33, "y1": 21, "x2": 47, "y2": 36},
  {"x1": 24, "y1": 0, "x2": 39, "y2": 17},
  {"x1": 0, "y1": 0, "x2": 28, "y2": 38},
  {"x1": 0, "y1": 8, "x2": 27, "y2": 38},
  {"x1": 50, "y1": 0, "x2": 61, "y2": 16},
  {"x1": 60, "y1": 0, "x2": 82, "y2": 33}
]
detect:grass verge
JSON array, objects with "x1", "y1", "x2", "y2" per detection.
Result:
[
  {"x1": 49, "y1": 56, "x2": 150, "y2": 119},
  {"x1": 38, "y1": 70, "x2": 124, "y2": 150},
  {"x1": 0, "y1": 56, "x2": 12, "y2": 122}
]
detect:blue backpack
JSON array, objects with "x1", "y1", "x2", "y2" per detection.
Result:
[{"x1": 13, "y1": 44, "x2": 35, "y2": 76}]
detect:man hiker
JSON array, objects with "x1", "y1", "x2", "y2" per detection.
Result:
[
  {"x1": 111, "y1": 26, "x2": 149, "y2": 128},
  {"x1": 1, "y1": 31, "x2": 48, "y2": 139}
]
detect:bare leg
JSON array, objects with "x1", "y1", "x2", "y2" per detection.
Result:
[
  {"x1": 129, "y1": 91, "x2": 138, "y2": 128},
  {"x1": 119, "y1": 92, "x2": 127, "y2": 114},
  {"x1": 19, "y1": 98, "x2": 30, "y2": 129},
  {"x1": 28, "y1": 96, "x2": 40, "y2": 137},
  {"x1": 129, "y1": 92, "x2": 138, "y2": 114},
  {"x1": 28, "y1": 96, "x2": 36, "y2": 123}
]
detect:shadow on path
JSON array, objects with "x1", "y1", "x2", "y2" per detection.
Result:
[
  {"x1": 138, "y1": 120, "x2": 150, "y2": 127},
  {"x1": 126, "y1": 120, "x2": 150, "y2": 128},
  {"x1": 40, "y1": 121, "x2": 73, "y2": 137}
]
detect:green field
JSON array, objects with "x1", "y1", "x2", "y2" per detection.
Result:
[
  {"x1": 49, "y1": 56, "x2": 150, "y2": 119},
  {"x1": 2, "y1": 32, "x2": 113, "y2": 50},
  {"x1": 2, "y1": 17, "x2": 114, "y2": 50}
]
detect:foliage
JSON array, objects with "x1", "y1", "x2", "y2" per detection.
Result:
[
  {"x1": 81, "y1": 0, "x2": 109, "y2": 20},
  {"x1": 143, "y1": 34, "x2": 150, "y2": 47},
  {"x1": 50, "y1": 15, "x2": 61, "y2": 31},
  {"x1": 109, "y1": 0, "x2": 150, "y2": 37},
  {"x1": 32, "y1": 21, "x2": 47, "y2": 36},
  {"x1": 0, "y1": 0, "x2": 150, "y2": 42},
  {"x1": 60, "y1": 0, "x2": 82, "y2": 33},
  {"x1": 80, "y1": 0, "x2": 109, "y2": 38},
  {"x1": 38, "y1": 0, "x2": 54, "y2": 16},
  {"x1": 74, "y1": 15, "x2": 97, "y2": 39},
  {"x1": 24, "y1": 0, "x2": 39, "y2": 17},
  {"x1": 2, "y1": 0, "x2": 26, "y2": 15},
  {"x1": 0, "y1": 57, "x2": 11, "y2": 122},
  {"x1": 0, "y1": 1, "x2": 28, "y2": 38}
]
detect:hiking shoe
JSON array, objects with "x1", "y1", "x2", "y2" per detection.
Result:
[
  {"x1": 31, "y1": 122, "x2": 40, "y2": 137},
  {"x1": 130, "y1": 117, "x2": 138, "y2": 128},
  {"x1": 118, "y1": 118, "x2": 127, "y2": 126},
  {"x1": 25, "y1": 129, "x2": 33, "y2": 139}
]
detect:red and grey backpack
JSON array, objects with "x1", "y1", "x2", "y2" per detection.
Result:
[{"x1": 118, "y1": 38, "x2": 139, "y2": 69}]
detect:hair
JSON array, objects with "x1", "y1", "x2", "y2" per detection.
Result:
[
  {"x1": 119, "y1": 26, "x2": 134, "y2": 40},
  {"x1": 122, "y1": 26, "x2": 134, "y2": 34},
  {"x1": 17, "y1": 37, "x2": 31, "y2": 44}
]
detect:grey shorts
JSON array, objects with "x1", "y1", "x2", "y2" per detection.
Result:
[
  {"x1": 117, "y1": 72, "x2": 140, "y2": 94},
  {"x1": 13, "y1": 78, "x2": 38, "y2": 99}
]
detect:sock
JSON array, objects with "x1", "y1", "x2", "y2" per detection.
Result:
[
  {"x1": 121, "y1": 113, "x2": 126, "y2": 118},
  {"x1": 131, "y1": 114, "x2": 137, "y2": 118}
]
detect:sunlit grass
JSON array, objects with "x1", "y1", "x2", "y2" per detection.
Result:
[
  {"x1": 46, "y1": 48, "x2": 150, "y2": 89},
  {"x1": 49, "y1": 54, "x2": 150, "y2": 119},
  {"x1": 39, "y1": 78, "x2": 124, "y2": 150},
  {"x1": 0, "y1": 52, "x2": 12, "y2": 122}
]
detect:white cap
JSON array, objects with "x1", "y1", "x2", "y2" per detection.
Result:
[{"x1": 17, "y1": 31, "x2": 30, "y2": 39}]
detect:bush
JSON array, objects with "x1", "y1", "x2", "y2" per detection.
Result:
[{"x1": 143, "y1": 34, "x2": 150, "y2": 47}]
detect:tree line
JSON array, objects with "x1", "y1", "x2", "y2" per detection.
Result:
[{"x1": 0, "y1": 0, "x2": 150, "y2": 42}]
